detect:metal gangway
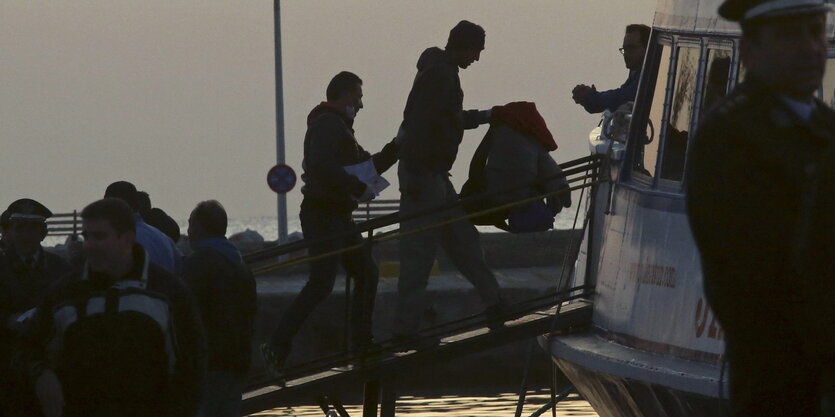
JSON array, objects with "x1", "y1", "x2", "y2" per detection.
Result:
[{"x1": 240, "y1": 154, "x2": 606, "y2": 417}]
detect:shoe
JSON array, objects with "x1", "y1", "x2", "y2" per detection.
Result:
[
  {"x1": 484, "y1": 302, "x2": 508, "y2": 331},
  {"x1": 350, "y1": 340, "x2": 389, "y2": 366},
  {"x1": 260, "y1": 342, "x2": 290, "y2": 384},
  {"x1": 388, "y1": 333, "x2": 441, "y2": 353}
]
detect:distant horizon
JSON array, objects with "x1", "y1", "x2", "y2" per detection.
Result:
[{"x1": 2, "y1": 1, "x2": 656, "y2": 231}]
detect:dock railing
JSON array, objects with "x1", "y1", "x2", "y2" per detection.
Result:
[{"x1": 46, "y1": 211, "x2": 80, "y2": 238}]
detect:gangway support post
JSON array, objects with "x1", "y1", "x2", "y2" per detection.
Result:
[
  {"x1": 380, "y1": 378, "x2": 396, "y2": 417},
  {"x1": 363, "y1": 379, "x2": 381, "y2": 417}
]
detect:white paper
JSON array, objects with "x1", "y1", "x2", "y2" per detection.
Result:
[{"x1": 343, "y1": 159, "x2": 390, "y2": 196}]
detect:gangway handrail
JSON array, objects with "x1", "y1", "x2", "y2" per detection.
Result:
[
  {"x1": 250, "y1": 284, "x2": 593, "y2": 386},
  {"x1": 241, "y1": 296, "x2": 594, "y2": 415},
  {"x1": 243, "y1": 154, "x2": 605, "y2": 265},
  {"x1": 250, "y1": 174, "x2": 604, "y2": 276}
]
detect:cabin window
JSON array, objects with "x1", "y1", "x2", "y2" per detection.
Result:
[
  {"x1": 634, "y1": 44, "x2": 672, "y2": 179},
  {"x1": 700, "y1": 49, "x2": 733, "y2": 117},
  {"x1": 659, "y1": 46, "x2": 700, "y2": 182},
  {"x1": 822, "y1": 54, "x2": 835, "y2": 108}
]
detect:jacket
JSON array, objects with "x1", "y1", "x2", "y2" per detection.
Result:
[
  {"x1": 399, "y1": 47, "x2": 489, "y2": 173},
  {"x1": 135, "y1": 214, "x2": 183, "y2": 274},
  {"x1": 16, "y1": 245, "x2": 206, "y2": 417},
  {"x1": 301, "y1": 103, "x2": 399, "y2": 213},
  {"x1": 182, "y1": 238, "x2": 256, "y2": 374},
  {"x1": 461, "y1": 125, "x2": 571, "y2": 228},
  {"x1": 0, "y1": 247, "x2": 71, "y2": 361},
  {"x1": 686, "y1": 78, "x2": 835, "y2": 360}
]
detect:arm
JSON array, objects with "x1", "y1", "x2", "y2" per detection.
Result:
[
  {"x1": 13, "y1": 283, "x2": 65, "y2": 417},
  {"x1": 462, "y1": 109, "x2": 492, "y2": 130},
  {"x1": 538, "y1": 152, "x2": 571, "y2": 212},
  {"x1": 165, "y1": 276, "x2": 207, "y2": 417},
  {"x1": 370, "y1": 139, "x2": 399, "y2": 174},
  {"x1": 580, "y1": 75, "x2": 639, "y2": 114}
]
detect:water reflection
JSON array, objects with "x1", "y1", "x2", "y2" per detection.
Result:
[{"x1": 249, "y1": 390, "x2": 598, "y2": 416}]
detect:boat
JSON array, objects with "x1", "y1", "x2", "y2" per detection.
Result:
[{"x1": 542, "y1": 1, "x2": 835, "y2": 416}]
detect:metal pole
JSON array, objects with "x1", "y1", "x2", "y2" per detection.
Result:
[
  {"x1": 274, "y1": 0, "x2": 288, "y2": 243},
  {"x1": 363, "y1": 379, "x2": 380, "y2": 417}
]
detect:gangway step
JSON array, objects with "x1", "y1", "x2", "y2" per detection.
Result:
[{"x1": 241, "y1": 299, "x2": 592, "y2": 415}]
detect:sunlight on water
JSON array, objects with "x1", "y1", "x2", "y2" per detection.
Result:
[{"x1": 249, "y1": 391, "x2": 598, "y2": 416}]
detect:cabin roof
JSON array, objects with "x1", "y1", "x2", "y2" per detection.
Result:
[{"x1": 653, "y1": 0, "x2": 741, "y2": 34}]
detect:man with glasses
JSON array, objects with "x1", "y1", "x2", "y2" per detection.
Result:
[{"x1": 572, "y1": 24, "x2": 650, "y2": 113}]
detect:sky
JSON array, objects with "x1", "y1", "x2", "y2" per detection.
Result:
[{"x1": 1, "y1": 0, "x2": 656, "y2": 229}]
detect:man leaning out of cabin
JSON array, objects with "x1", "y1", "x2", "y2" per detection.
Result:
[
  {"x1": 183, "y1": 200, "x2": 256, "y2": 417},
  {"x1": 15, "y1": 198, "x2": 205, "y2": 417},
  {"x1": 572, "y1": 24, "x2": 650, "y2": 113},
  {"x1": 686, "y1": 0, "x2": 835, "y2": 416},
  {"x1": 261, "y1": 71, "x2": 399, "y2": 378}
]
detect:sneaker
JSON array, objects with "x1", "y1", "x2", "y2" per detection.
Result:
[
  {"x1": 350, "y1": 340, "x2": 389, "y2": 366},
  {"x1": 260, "y1": 343, "x2": 289, "y2": 384},
  {"x1": 388, "y1": 333, "x2": 441, "y2": 353}
]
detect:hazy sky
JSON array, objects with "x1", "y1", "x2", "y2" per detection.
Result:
[{"x1": 1, "y1": 0, "x2": 655, "y2": 228}]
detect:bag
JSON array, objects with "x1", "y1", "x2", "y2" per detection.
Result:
[
  {"x1": 507, "y1": 201, "x2": 555, "y2": 233},
  {"x1": 459, "y1": 132, "x2": 508, "y2": 227}
]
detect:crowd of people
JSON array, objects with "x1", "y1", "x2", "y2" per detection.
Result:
[
  {"x1": 0, "y1": 188, "x2": 256, "y2": 417},
  {"x1": 0, "y1": 18, "x2": 649, "y2": 417}
]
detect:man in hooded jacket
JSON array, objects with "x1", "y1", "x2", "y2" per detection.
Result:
[
  {"x1": 262, "y1": 71, "x2": 398, "y2": 375},
  {"x1": 392, "y1": 20, "x2": 504, "y2": 349}
]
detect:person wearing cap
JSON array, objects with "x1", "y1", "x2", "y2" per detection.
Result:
[
  {"x1": 0, "y1": 199, "x2": 71, "y2": 416},
  {"x1": 686, "y1": 1, "x2": 835, "y2": 415},
  {"x1": 15, "y1": 198, "x2": 205, "y2": 417},
  {"x1": 392, "y1": 20, "x2": 504, "y2": 350},
  {"x1": 572, "y1": 24, "x2": 650, "y2": 114},
  {"x1": 104, "y1": 181, "x2": 183, "y2": 274}
]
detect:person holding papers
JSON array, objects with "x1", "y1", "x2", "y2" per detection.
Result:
[{"x1": 262, "y1": 71, "x2": 398, "y2": 378}]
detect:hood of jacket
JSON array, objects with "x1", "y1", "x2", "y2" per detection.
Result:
[
  {"x1": 416, "y1": 47, "x2": 455, "y2": 72},
  {"x1": 307, "y1": 102, "x2": 354, "y2": 129},
  {"x1": 191, "y1": 237, "x2": 243, "y2": 265}
]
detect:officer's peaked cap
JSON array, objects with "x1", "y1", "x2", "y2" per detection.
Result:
[
  {"x1": 719, "y1": 0, "x2": 832, "y2": 22},
  {"x1": 6, "y1": 198, "x2": 52, "y2": 223}
]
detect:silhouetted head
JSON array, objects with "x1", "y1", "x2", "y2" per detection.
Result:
[
  {"x1": 446, "y1": 20, "x2": 485, "y2": 69},
  {"x1": 136, "y1": 191, "x2": 152, "y2": 215},
  {"x1": 4, "y1": 198, "x2": 52, "y2": 256},
  {"x1": 326, "y1": 71, "x2": 364, "y2": 118},
  {"x1": 104, "y1": 181, "x2": 140, "y2": 212},
  {"x1": 188, "y1": 200, "x2": 228, "y2": 243},
  {"x1": 622, "y1": 24, "x2": 650, "y2": 71}
]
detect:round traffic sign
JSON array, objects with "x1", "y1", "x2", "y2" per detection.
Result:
[{"x1": 267, "y1": 164, "x2": 297, "y2": 194}]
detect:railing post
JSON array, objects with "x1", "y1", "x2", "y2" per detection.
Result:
[
  {"x1": 72, "y1": 210, "x2": 78, "y2": 239},
  {"x1": 363, "y1": 379, "x2": 380, "y2": 417}
]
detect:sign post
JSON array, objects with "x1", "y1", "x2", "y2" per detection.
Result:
[{"x1": 274, "y1": 0, "x2": 288, "y2": 242}]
